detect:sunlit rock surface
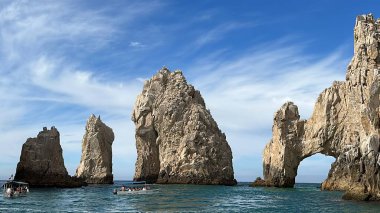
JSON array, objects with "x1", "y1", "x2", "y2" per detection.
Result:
[
  {"x1": 75, "y1": 114, "x2": 114, "y2": 184},
  {"x1": 132, "y1": 68, "x2": 236, "y2": 185},
  {"x1": 255, "y1": 14, "x2": 380, "y2": 201}
]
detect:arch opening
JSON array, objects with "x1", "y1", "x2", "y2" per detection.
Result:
[{"x1": 296, "y1": 153, "x2": 336, "y2": 183}]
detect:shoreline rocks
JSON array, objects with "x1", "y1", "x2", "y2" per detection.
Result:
[
  {"x1": 254, "y1": 13, "x2": 380, "y2": 201},
  {"x1": 132, "y1": 68, "x2": 236, "y2": 185},
  {"x1": 75, "y1": 114, "x2": 115, "y2": 184},
  {"x1": 14, "y1": 127, "x2": 86, "y2": 188}
]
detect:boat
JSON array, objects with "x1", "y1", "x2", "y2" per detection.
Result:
[
  {"x1": 113, "y1": 181, "x2": 151, "y2": 195},
  {"x1": 2, "y1": 180, "x2": 30, "y2": 198}
]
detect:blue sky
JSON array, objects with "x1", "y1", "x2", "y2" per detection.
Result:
[{"x1": 0, "y1": 0, "x2": 379, "y2": 182}]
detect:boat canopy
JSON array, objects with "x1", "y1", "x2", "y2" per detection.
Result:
[{"x1": 2, "y1": 181, "x2": 29, "y2": 188}]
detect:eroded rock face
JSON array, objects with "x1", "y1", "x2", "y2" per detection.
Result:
[
  {"x1": 132, "y1": 68, "x2": 236, "y2": 185},
  {"x1": 14, "y1": 127, "x2": 86, "y2": 187},
  {"x1": 257, "y1": 14, "x2": 380, "y2": 201},
  {"x1": 75, "y1": 115, "x2": 114, "y2": 184}
]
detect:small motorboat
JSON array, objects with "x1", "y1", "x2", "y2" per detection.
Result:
[
  {"x1": 2, "y1": 180, "x2": 30, "y2": 198},
  {"x1": 113, "y1": 181, "x2": 151, "y2": 195}
]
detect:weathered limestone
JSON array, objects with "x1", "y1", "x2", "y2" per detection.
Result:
[
  {"x1": 14, "y1": 127, "x2": 86, "y2": 187},
  {"x1": 75, "y1": 114, "x2": 115, "y2": 184},
  {"x1": 132, "y1": 68, "x2": 236, "y2": 185},
  {"x1": 255, "y1": 14, "x2": 380, "y2": 201}
]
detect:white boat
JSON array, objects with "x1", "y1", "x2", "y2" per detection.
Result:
[
  {"x1": 113, "y1": 181, "x2": 151, "y2": 195},
  {"x1": 2, "y1": 181, "x2": 30, "y2": 198}
]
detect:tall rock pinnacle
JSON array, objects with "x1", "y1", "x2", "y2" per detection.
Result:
[
  {"x1": 132, "y1": 68, "x2": 236, "y2": 185},
  {"x1": 256, "y1": 14, "x2": 380, "y2": 201},
  {"x1": 75, "y1": 114, "x2": 115, "y2": 184},
  {"x1": 14, "y1": 127, "x2": 85, "y2": 187}
]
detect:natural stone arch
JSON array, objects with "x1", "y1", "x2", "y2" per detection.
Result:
[
  {"x1": 262, "y1": 102, "x2": 341, "y2": 188},
  {"x1": 256, "y1": 14, "x2": 380, "y2": 200}
]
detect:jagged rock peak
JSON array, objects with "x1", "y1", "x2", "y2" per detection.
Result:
[
  {"x1": 14, "y1": 127, "x2": 86, "y2": 187},
  {"x1": 132, "y1": 68, "x2": 236, "y2": 185},
  {"x1": 255, "y1": 13, "x2": 380, "y2": 201},
  {"x1": 75, "y1": 114, "x2": 114, "y2": 184}
]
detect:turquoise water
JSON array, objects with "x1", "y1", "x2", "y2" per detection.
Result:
[{"x1": 1, "y1": 181, "x2": 379, "y2": 212}]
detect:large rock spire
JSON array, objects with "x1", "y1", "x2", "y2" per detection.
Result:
[
  {"x1": 75, "y1": 114, "x2": 114, "y2": 184},
  {"x1": 132, "y1": 68, "x2": 236, "y2": 185},
  {"x1": 14, "y1": 127, "x2": 85, "y2": 187}
]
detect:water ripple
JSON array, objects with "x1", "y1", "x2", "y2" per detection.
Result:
[{"x1": 1, "y1": 181, "x2": 379, "y2": 212}]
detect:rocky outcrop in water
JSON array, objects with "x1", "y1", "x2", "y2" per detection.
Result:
[
  {"x1": 75, "y1": 114, "x2": 114, "y2": 184},
  {"x1": 14, "y1": 127, "x2": 86, "y2": 187},
  {"x1": 254, "y1": 14, "x2": 380, "y2": 201},
  {"x1": 132, "y1": 68, "x2": 236, "y2": 185}
]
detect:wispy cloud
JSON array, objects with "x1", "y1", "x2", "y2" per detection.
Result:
[
  {"x1": 194, "y1": 22, "x2": 251, "y2": 48},
  {"x1": 28, "y1": 56, "x2": 140, "y2": 114},
  {"x1": 129, "y1": 41, "x2": 145, "y2": 48}
]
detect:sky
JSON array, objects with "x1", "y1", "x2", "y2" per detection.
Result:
[{"x1": 0, "y1": 0, "x2": 379, "y2": 182}]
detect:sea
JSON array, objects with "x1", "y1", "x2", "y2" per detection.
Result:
[{"x1": 1, "y1": 181, "x2": 379, "y2": 212}]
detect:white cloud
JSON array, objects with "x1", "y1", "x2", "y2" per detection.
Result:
[
  {"x1": 27, "y1": 56, "x2": 140, "y2": 115},
  {"x1": 129, "y1": 41, "x2": 144, "y2": 48}
]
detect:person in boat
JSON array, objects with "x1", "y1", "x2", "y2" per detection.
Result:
[
  {"x1": 121, "y1": 185, "x2": 126, "y2": 191},
  {"x1": 6, "y1": 187, "x2": 13, "y2": 197}
]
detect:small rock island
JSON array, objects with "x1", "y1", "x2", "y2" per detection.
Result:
[
  {"x1": 132, "y1": 68, "x2": 236, "y2": 185},
  {"x1": 75, "y1": 114, "x2": 115, "y2": 184},
  {"x1": 14, "y1": 127, "x2": 86, "y2": 187},
  {"x1": 253, "y1": 14, "x2": 380, "y2": 201}
]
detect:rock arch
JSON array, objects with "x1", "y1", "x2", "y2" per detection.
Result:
[
  {"x1": 262, "y1": 101, "x2": 340, "y2": 187},
  {"x1": 257, "y1": 14, "x2": 380, "y2": 201}
]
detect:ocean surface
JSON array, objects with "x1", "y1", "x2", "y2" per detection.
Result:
[{"x1": 1, "y1": 181, "x2": 380, "y2": 212}]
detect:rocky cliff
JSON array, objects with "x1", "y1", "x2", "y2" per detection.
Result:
[
  {"x1": 132, "y1": 68, "x2": 236, "y2": 185},
  {"x1": 255, "y1": 14, "x2": 380, "y2": 201},
  {"x1": 75, "y1": 114, "x2": 114, "y2": 184},
  {"x1": 14, "y1": 127, "x2": 86, "y2": 187}
]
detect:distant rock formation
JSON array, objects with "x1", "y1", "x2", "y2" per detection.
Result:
[
  {"x1": 132, "y1": 68, "x2": 236, "y2": 185},
  {"x1": 75, "y1": 114, "x2": 114, "y2": 184},
  {"x1": 14, "y1": 127, "x2": 86, "y2": 187},
  {"x1": 254, "y1": 14, "x2": 380, "y2": 201}
]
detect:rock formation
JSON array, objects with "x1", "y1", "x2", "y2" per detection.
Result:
[
  {"x1": 132, "y1": 68, "x2": 236, "y2": 185},
  {"x1": 75, "y1": 114, "x2": 114, "y2": 184},
  {"x1": 254, "y1": 14, "x2": 380, "y2": 201},
  {"x1": 14, "y1": 127, "x2": 86, "y2": 187}
]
